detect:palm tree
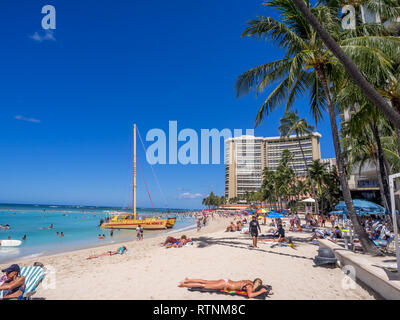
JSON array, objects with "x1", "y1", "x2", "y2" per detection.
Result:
[
  {"x1": 279, "y1": 111, "x2": 319, "y2": 214},
  {"x1": 235, "y1": 0, "x2": 394, "y2": 254},
  {"x1": 309, "y1": 160, "x2": 329, "y2": 212},
  {"x1": 340, "y1": 103, "x2": 392, "y2": 211},
  {"x1": 322, "y1": 165, "x2": 341, "y2": 212},
  {"x1": 291, "y1": 0, "x2": 400, "y2": 129},
  {"x1": 262, "y1": 167, "x2": 277, "y2": 209}
]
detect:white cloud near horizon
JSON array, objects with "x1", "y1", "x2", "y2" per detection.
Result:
[
  {"x1": 30, "y1": 30, "x2": 56, "y2": 42},
  {"x1": 14, "y1": 115, "x2": 41, "y2": 123},
  {"x1": 178, "y1": 192, "x2": 204, "y2": 200}
]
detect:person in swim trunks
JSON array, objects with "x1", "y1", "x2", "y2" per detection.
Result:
[
  {"x1": 249, "y1": 215, "x2": 261, "y2": 248},
  {"x1": 178, "y1": 277, "x2": 271, "y2": 298},
  {"x1": 0, "y1": 264, "x2": 25, "y2": 300}
]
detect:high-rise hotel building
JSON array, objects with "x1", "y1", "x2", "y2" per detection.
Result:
[{"x1": 225, "y1": 133, "x2": 322, "y2": 199}]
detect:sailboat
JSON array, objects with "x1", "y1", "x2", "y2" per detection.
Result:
[{"x1": 100, "y1": 124, "x2": 176, "y2": 230}]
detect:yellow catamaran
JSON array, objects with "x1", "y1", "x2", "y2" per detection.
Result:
[{"x1": 100, "y1": 124, "x2": 176, "y2": 230}]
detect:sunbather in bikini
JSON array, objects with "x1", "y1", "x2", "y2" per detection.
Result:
[
  {"x1": 178, "y1": 278, "x2": 271, "y2": 298},
  {"x1": 162, "y1": 236, "x2": 178, "y2": 246},
  {"x1": 165, "y1": 236, "x2": 193, "y2": 248},
  {"x1": 87, "y1": 246, "x2": 127, "y2": 259}
]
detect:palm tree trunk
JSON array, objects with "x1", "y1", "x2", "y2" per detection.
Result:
[
  {"x1": 292, "y1": 0, "x2": 400, "y2": 130},
  {"x1": 396, "y1": 128, "x2": 400, "y2": 157},
  {"x1": 297, "y1": 134, "x2": 319, "y2": 216},
  {"x1": 374, "y1": 163, "x2": 390, "y2": 211},
  {"x1": 318, "y1": 66, "x2": 383, "y2": 256},
  {"x1": 363, "y1": 127, "x2": 390, "y2": 210},
  {"x1": 392, "y1": 99, "x2": 400, "y2": 155},
  {"x1": 369, "y1": 122, "x2": 392, "y2": 212}
]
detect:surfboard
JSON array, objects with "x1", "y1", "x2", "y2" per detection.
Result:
[{"x1": 0, "y1": 240, "x2": 22, "y2": 247}]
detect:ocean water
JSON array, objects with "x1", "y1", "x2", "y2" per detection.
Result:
[{"x1": 0, "y1": 204, "x2": 197, "y2": 264}]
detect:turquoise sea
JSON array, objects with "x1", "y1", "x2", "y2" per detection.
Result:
[{"x1": 0, "y1": 204, "x2": 198, "y2": 264}]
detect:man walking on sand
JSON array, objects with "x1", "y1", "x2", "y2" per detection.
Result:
[{"x1": 249, "y1": 215, "x2": 261, "y2": 248}]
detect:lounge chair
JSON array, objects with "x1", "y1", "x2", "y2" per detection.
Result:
[
  {"x1": 373, "y1": 235, "x2": 395, "y2": 253},
  {"x1": 0, "y1": 265, "x2": 45, "y2": 300}
]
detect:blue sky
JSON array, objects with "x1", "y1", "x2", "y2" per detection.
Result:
[{"x1": 0, "y1": 0, "x2": 335, "y2": 209}]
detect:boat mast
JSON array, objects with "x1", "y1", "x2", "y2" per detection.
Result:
[{"x1": 133, "y1": 123, "x2": 137, "y2": 219}]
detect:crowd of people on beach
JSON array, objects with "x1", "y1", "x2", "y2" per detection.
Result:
[
  {"x1": 307, "y1": 212, "x2": 393, "y2": 246},
  {"x1": 2, "y1": 205, "x2": 396, "y2": 300}
]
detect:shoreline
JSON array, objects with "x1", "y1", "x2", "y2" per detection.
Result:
[
  {"x1": 6, "y1": 222, "x2": 198, "y2": 264},
  {"x1": 0, "y1": 221, "x2": 200, "y2": 266},
  {"x1": 0, "y1": 208, "x2": 198, "y2": 264}
]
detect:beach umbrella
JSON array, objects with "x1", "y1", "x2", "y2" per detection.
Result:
[
  {"x1": 256, "y1": 208, "x2": 268, "y2": 214},
  {"x1": 266, "y1": 212, "x2": 285, "y2": 218},
  {"x1": 334, "y1": 199, "x2": 388, "y2": 215}
]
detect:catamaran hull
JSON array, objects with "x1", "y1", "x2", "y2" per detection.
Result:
[
  {"x1": 100, "y1": 220, "x2": 168, "y2": 230},
  {"x1": 166, "y1": 218, "x2": 177, "y2": 228}
]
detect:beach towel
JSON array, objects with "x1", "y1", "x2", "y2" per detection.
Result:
[
  {"x1": 20, "y1": 266, "x2": 45, "y2": 298},
  {"x1": 188, "y1": 285, "x2": 272, "y2": 300}
]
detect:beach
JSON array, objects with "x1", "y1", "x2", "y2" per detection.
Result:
[{"x1": 0, "y1": 215, "x2": 378, "y2": 300}]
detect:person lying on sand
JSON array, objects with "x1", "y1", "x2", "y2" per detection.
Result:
[
  {"x1": 162, "y1": 236, "x2": 179, "y2": 246},
  {"x1": 165, "y1": 236, "x2": 193, "y2": 248},
  {"x1": 309, "y1": 228, "x2": 328, "y2": 241},
  {"x1": 178, "y1": 278, "x2": 272, "y2": 299},
  {"x1": 260, "y1": 225, "x2": 287, "y2": 242},
  {"x1": 87, "y1": 246, "x2": 127, "y2": 259},
  {"x1": 162, "y1": 235, "x2": 191, "y2": 246}
]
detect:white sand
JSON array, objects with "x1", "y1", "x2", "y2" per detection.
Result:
[{"x1": 0, "y1": 216, "x2": 377, "y2": 300}]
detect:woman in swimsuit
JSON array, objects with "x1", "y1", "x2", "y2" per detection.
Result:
[
  {"x1": 162, "y1": 236, "x2": 178, "y2": 246},
  {"x1": 178, "y1": 278, "x2": 271, "y2": 298},
  {"x1": 165, "y1": 236, "x2": 192, "y2": 248},
  {"x1": 87, "y1": 246, "x2": 127, "y2": 259}
]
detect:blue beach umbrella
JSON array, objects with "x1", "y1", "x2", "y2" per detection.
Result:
[
  {"x1": 266, "y1": 213, "x2": 285, "y2": 218},
  {"x1": 334, "y1": 199, "x2": 388, "y2": 215}
]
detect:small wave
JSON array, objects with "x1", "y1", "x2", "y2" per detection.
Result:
[
  {"x1": 165, "y1": 224, "x2": 197, "y2": 234},
  {"x1": 20, "y1": 252, "x2": 44, "y2": 259}
]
